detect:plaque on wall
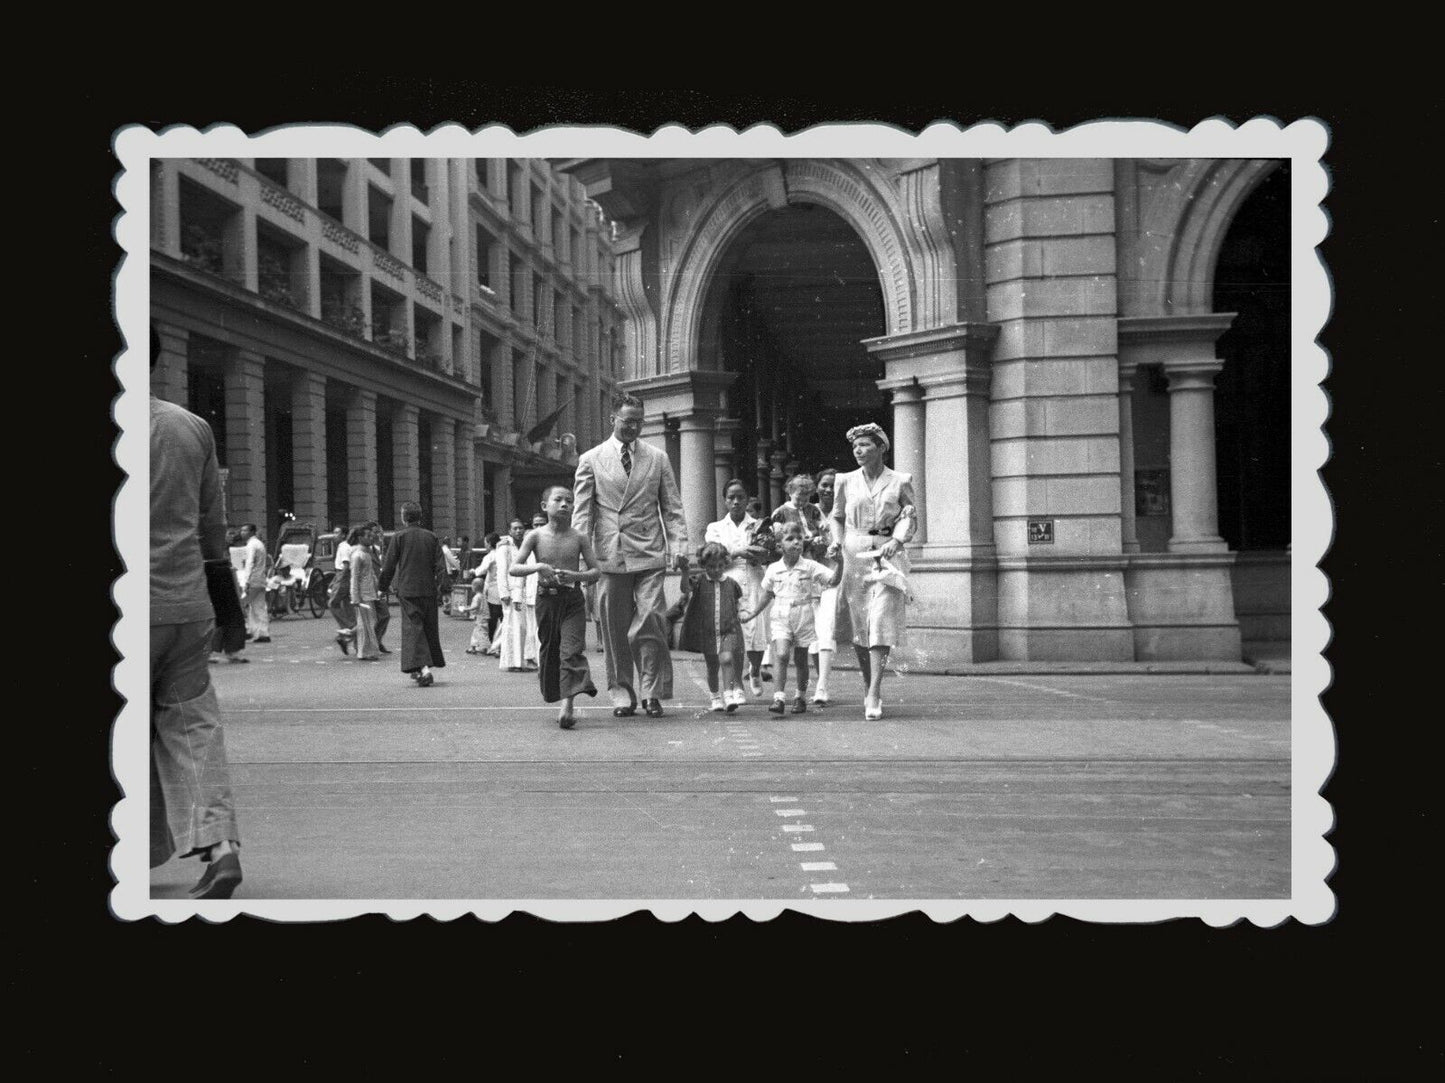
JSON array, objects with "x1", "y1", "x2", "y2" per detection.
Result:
[
  {"x1": 1027, "y1": 518, "x2": 1055, "y2": 545},
  {"x1": 1135, "y1": 469, "x2": 1171, "y2": 516}
]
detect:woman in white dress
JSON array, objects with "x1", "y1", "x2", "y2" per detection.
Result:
[
  {"x1": 704, "y1": 478, "x2": 773, "y2": 696},
  {"x1": 827, "y1": 423, "x2": 918, "y2": 720},
  {"x1": 808, "y1": 468, "x2": 841, "y2": 705}
]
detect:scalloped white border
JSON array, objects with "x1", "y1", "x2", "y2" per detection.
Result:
[{"x1": 111, "y1": 119, "x2": 1332, "y2": 925}]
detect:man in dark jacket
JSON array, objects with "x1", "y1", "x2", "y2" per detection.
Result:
[{"x1": 377, "y1": 501, "x2": 446, "y2": 686}]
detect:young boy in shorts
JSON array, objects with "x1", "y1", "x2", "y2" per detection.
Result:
[
  {"x1": 740, "y1": 522, "x2": 842, "y2": 714},
  {"x1": 508, "y1": 486, "x2": 601, "y2": 729}
]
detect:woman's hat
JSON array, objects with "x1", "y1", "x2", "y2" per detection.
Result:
[{"x1": 846, "y1": 422, "x2": 890, "y2": 452}]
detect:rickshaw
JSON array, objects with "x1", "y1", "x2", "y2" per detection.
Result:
[{"x1": 264, "y1": 523, "x2": 337, "y2": 619}]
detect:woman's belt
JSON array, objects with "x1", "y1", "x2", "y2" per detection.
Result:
[{"x1": 538, "y1": 583, "x2": 581, "y2": 596}]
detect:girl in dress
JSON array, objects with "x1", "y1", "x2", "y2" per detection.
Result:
[{"x1": 675, "y1": 543, "x2": 747, "y2": 712}]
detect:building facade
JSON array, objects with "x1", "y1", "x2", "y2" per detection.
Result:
[
  {"x1": 558, "y1": 158, "x2": 1291, "y2": 665},
  {"x1": 150, "y1": 156, "x2": 625, "y2": 543}
]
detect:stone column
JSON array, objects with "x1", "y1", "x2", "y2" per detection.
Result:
[
  {"x1": 152, "y1": 322, "x2": 189, "y2": 405},
  {"x1": 677, "y1": 412, "x2": 718, "y2": 551},
  {"x1": 455, "y1": 424, "x2": 477, "y2": 542},
  {"x1": 1117, "y1": 361, "x2": 1141, "y2": 553},
  {"x1": 392, "y1": 403, "x2": 420, "y2": 514},
  {"x1": 346, "y1": 387, "x2": 378, "y2": 525},
  {"x1": 920, "y1": 367, "x2": 994, "y2": 553},
  {"x1": 430, "y1": 415, "x2": 457, "y2": 536},
  {"x1": 224, "y1": 349, "x2": 267, "y2": 529},
  {"x1": 754, "y1": 438, "x2": 773, "y2": 507},
  {"x1": 1165, "y1": 359, "x2": 1228, "y2": 554},
  {"x1": 768, "y1": 450, "x2": 787, "y2": 511},
  {"x1": 290, "y1": 371, "x2": 328, "y2": 528},
  {"x1": 713, "y1": 417, "x2": 740, "y2": 516},
  {"x1": 880, "y1": 378, "x2": 927, "y2": 543}
]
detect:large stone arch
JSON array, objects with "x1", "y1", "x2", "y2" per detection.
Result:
[
  {"x1": 1138, "y1": 159, "x2": 1283, "y2": 315},
  {"x1": 660, "y1": 159, "x2": 930, "y2": 374}
]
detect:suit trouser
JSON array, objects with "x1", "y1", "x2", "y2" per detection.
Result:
[
  {"x1": 242, "y1": 584, "x2": 269, "y2": 637},
  {"x1": 598, "y1": 568, "x2": 672, "y2": 704},
  {"x1": 329, "y1": 575, "x2": 356, "y2": 632},
  {"x1": 151, "y1": 618, "x2": 238, "y2": 867},
  {"x1": 373, "y1": 595, "x2": 390, "y2": 646}
]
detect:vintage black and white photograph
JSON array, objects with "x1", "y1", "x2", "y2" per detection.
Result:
[{"x1": 112, "y1": 120, "x2": 1331, "y2": 922}]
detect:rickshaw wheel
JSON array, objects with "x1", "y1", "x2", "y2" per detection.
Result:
[{"x1": 307, "y1": 573, "x2": 328, "y2": 618}]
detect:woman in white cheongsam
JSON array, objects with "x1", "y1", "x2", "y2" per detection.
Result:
[{"x1": 827, "y1": 423, "x2": 918, "y2": 720}]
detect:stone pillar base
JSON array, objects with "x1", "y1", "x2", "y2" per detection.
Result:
[
  {"x1": 1231, "y1": 550, "x2": 1291, "y2": 658},
  {"x1": 1124, "y1": 552, "x2": 1242, "y2": 661},
  {"x1": 995, "y1": 557, "x2": 1135, "y2": 662},
  {"x1": 886, "y1": 562, "x2": 1000, "y2": 667}
]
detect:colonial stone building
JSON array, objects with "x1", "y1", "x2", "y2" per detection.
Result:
[
  {"x1": 557, "y1": 158, "x2": 1290, "y2": 665},
  {"x1": 150, "y1": 156, "x2": 625, "y2": 541}
]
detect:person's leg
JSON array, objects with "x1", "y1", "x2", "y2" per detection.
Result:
[
  {"x1": 630, "y1": 567, "x2": 673, "y2": 706},
  {"x1": 355, "y1": 605, "x2": 378, "y2": 658},
  {"x1": 536, "y1": 593, "x2": 563, "y2": 703},
  {"x1": 746, "y1": 650, "x2": 765, "y2": 694},
  {"x1": 557, "y1": 589, "x2": 597, "y2": 705},
  {"x1": 769, "y1": 637, "x2": 792, "y2": 712},
  {"x1": 854, "y1": 645, "x2": 872, "y2": 690},
  {"x1": 704, "y1": 653, "x2": 721, "y2": 693},
  {"x1": 151, "y1": 620, "x2": 241, "y2": 890},
  {"x1": 250, "y1": 586, "x2": 270, "y2": 639},
  {"x1": 374, "y1": 596, "x2": 391, "y2": 651},
  {"x1": 867, "y1": 646, "x2": 890, "y2": 714},
  {"x1": 525, "y1": 603, "x2": 540, "y2": 668},
  {"x1": 419, "y1": 597, "x2": 444, "y2": 673},
  {"x1": 814, "y1": 648, "x2": 834, "y2": 702},
  {"x1": 487, "y1": 603, "x2": 502, "y2": 643},
  {"x1": 397, "y1": 595, "x2": 426, "y2": 676},
  {"x1": 793, "y1": 646, "x2": 811, "y2": 704},
  {"x1": 597, "y1": 572, "x2": 638, "y2": 709}
]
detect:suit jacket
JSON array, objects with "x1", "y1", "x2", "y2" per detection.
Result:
[
  {"x1": 572, "y1": 437, "x2": 688, "y2": 573},
  {"x1": 378, "y1": 524, "x2": 445, "y2": 599}
]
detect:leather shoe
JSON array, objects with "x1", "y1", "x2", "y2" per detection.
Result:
[
  {"x1": 378, "y1": 646, "x2": 391, "y2": 654},
  {"x1": 336, "y1": 634, "x2": 351, "y2": 655},
  {"x1": 417, "y1": 672, "x2": 434, "y2": 687},
  {"x1": 189, "y1": 851, "x2": 242, "y2": 900},
  {"x1": 559, "y1": 712, "x2": 577, "y2": 730},
  {"x1": 643, "y1": 698, "x2": 664, "y2": 718}
]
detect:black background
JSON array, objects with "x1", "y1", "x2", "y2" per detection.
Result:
[{"x1": 48, "y1": 80, "x2": 1431, "y2": 1074}]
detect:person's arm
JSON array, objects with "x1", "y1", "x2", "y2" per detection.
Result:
[
  {"x1": 561, "y1": 535, "x2": 601, "y2": 585},
  {"x1": 657, "y1": 454, "x2": 689, "y2": 570},
  {"x1": 572, "y1": 453, "x2": 595, "y2": 541},
  {"x1": 432, "y1": 537, "x2": 446, "y2": 591},
  {"x1": 351, "y1": 550, "x2": 363, "y2": 602},
  {"x1": 377, "y1": 534, "x2": 397, "y2": 595},
  {"x1": 882, "y1": 477, "x2": 918, "y2": 558},
  {"x1": 738, "y1": 586, "x2": 774, "y2": 625},
  {"x1": 507, "y1": 533, "x2": 552, "y2": 578}
]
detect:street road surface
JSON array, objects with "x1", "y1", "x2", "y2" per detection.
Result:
[{"x1": 149, "y1": 614, "x2": 1290, "y2": 900}]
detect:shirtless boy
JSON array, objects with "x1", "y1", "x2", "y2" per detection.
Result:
[{"x1": 508, "y1": 486, "x2": 601, "y2": 728}]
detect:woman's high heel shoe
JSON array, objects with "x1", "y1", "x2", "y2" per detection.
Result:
[{"x1": 864, "y1": 695, "x2": 882, "y2": 721}]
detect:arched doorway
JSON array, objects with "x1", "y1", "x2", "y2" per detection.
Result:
[
  {"x1": 1211, "y1": 163, "x2": 1291, "y2": 659},
  {"x1": 1213, "y1": 163, "x2": 1290, "y2": 551},
  {"x1": 702, "y1": 202, "x2": 888, "y2": 507}
]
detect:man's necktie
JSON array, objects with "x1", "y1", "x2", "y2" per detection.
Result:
[{"x1": 621, "y1": 442, "x2": 632, "y2": 475}]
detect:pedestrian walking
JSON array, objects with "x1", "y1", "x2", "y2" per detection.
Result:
[
  {"x1": 469, "y1": 532, "x2": 505, "y2": 651},
  {"x1": 508, "y1": 486, "x2": 601, "y2": 728},
  {"x1": 573, "y1": 392, "x2": 689, "y2": 718},
  {"x1": 740, "y1": 522, "x2": 842, "y2": 714},
  {"x1": 704, "y1": 478, "x2": 773, "y2": 697},
  {"x1": 363, "y1": 521, "x2": 392, "y2": 654},
  {"x1": 829, "y1": 422, "x2": 918, "y2": 720},
  {"x1": 495, "y1": 519, "x2": 532, "y2": 671},
  {"x1": 675, "y1": 542, "x2": 747, "y2": 712},
  {"x1": 328, "y1": 524, "x2": 358, "y2": 654},
  {"x1": 377, "y1": 501, "x2": 447, "y2": 686},
  {"x1": 237, "y1": 522, "x2": 270, "y2": 643},
  {"x1": 348, "y1": 525, "x2": 381, "y2": 661},
  {"x1": 149, "y1": 324, "x2": 243, "y2": 898}
]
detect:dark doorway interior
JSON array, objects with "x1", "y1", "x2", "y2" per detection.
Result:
[
  {"x1": 264, "y1": 373, "x2": 293, "y2": 541},
  {"x1": 707, "y1": 203, "x2": 888, "y2": 503},
  {"x1": 417, "y1": 415, "x2": 434, "y2": 529},
  {"x1": 376, "y1": 412, "x2": 394, "y2": 529},
  {"x1": 326, "y1": 405, "x2": 349, "y2": 530},
  {"x1": 1213, "y1": 164, "x2": 1291, "y2": 551}
]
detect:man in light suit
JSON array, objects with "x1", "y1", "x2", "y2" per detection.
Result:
[{"x1": 573, "y1": 392, "x2": 689, "y2": 717}]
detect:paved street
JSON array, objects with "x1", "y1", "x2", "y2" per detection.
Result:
[{"x1": 150, "y1": 611, "x2": 1291, "y2": 901}]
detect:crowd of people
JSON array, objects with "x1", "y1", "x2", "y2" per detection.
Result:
[{"x1": 153, "y1": 337, "x2": 918, "y2": 897}]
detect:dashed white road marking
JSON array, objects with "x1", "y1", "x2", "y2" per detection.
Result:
[
  {"x1": 810, "y1": 883, "x2": 849, "y2": 894},
  {"x1": 791, "y1": 843, "x2": 825, "y2": 852},
  {"x1": 800, "y1": 861, "x2": 837, "y2": 872},
  {"x1": 769, "y1": 796, "x2": 798, "y2": 803},
  {"x1": 774, "y1": 809, "x2": 806, "y2": 817},
  {"x1": 974, "y1": 676, "x2": 1111, "y2": 703},
  {"x1": 781, "y1": 824, "x2": 815, "y2": 833}
]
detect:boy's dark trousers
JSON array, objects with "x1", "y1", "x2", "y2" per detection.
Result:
[{"x1": 537, "y1": 585, "x2": 597, "y2": 704}]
